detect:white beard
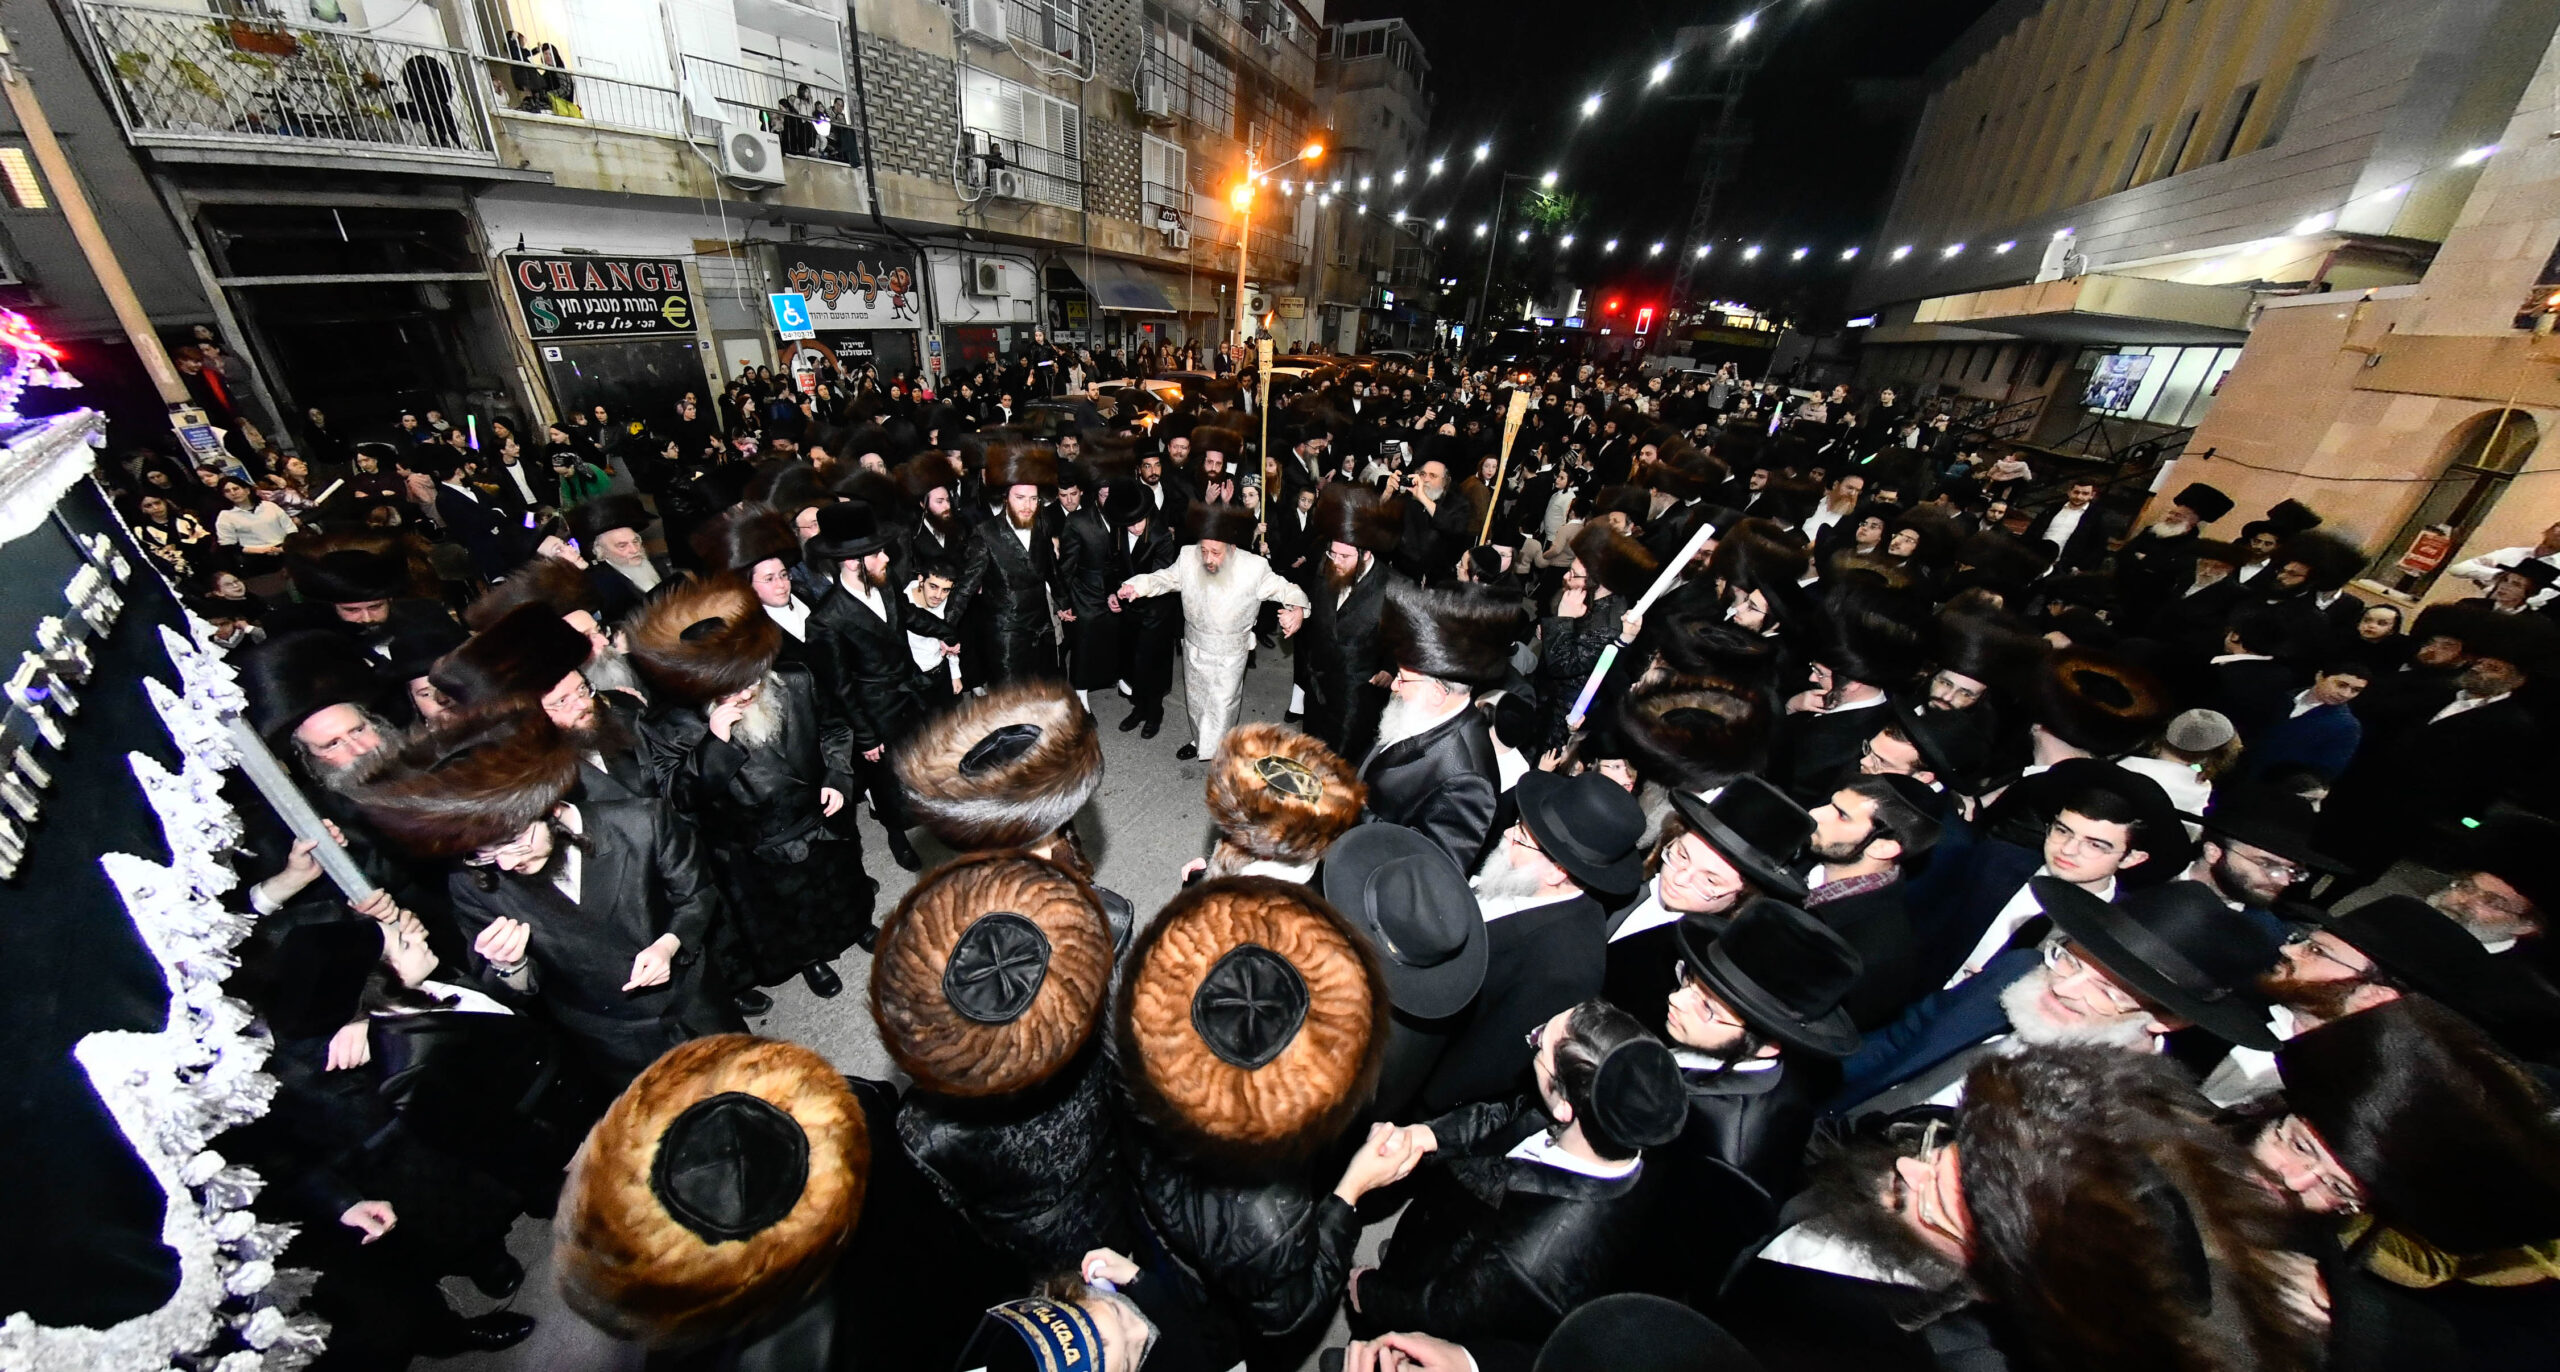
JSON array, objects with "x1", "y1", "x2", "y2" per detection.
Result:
[
  {"x1": 731, "y1": 673, "x2": 788, "y2": 748},
  {"x1": 1472, "y1": 846, "x2": 1549, "y2": 903},
  {"x1": 1999, "y1": 968, "x2": 2156, "y2": 1049},
  {"x1": 609, "y1": 553, "x2": 663, "y2": 592},
  {"x1": 585, "y1": 647, "x2": 644, "y2": 698},
  {"x1": 1377, "y1": 689, "x2": 1461, "y2": 750}
]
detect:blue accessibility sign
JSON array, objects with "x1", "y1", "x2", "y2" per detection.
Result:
[{"x1": 769, "y1": 291, "x2": 815, "y2": 340}]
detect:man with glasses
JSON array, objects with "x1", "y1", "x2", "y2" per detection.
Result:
[
  {"x1": 1604, "y1": 778, "x2": 1813, "y2": 1041},
  {"x1": 1828, "y1": 877, "x2": 2280, "y2": 1116},
  {"x1": 1920, "y1": 765, "x2": 2178, "y2": 992},
  {"x1": 2185, "y1": 785, "x2": 2340, "y2": 945}
]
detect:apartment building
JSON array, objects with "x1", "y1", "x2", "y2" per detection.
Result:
[{"x1": 15, "y1": 0, "x2": 1398, "y2": 440}]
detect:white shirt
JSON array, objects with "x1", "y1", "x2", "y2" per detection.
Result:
[
  {"x1": 1506, "y1": 1129, "x2": 1642, "y2": 1179},
  {"x1": 763, "y1": 595, "x2": 811, "y2": 641},
  {"x1": 2448, "y1": 545, "x2": 2560, "y2": 608},
  {"x1": 1610, "y1": 881, "x2": 1683, "y2": 943},
  {"x1": 1799, "y1": 503, "x2": 1846, "y2": 539},
  {"x1": 552, "y1": 804, "x2": 586, "y2": 905},
  {"x1": 839, "y1": 571, "x2": 887, "y2": 622},
  {"x1": 1947, "y1": 867, "x2": 2117, "y2": 987},
  {"x1": 1478, "y1": 889, "x2": 1578, "y2": 923},
  {"x1": 1237, "y1": 857, "x2": 1317, "y2": 883},
  {"x1": 1758, "y1": 1223, "x2": 1932, "y2": 1287},
  {"x1": 2041, "y1": 502, "x2": 2088, "y2": 549},
  {"x1": 2201, "y1": 1004, "x2": 2298, "y2": 1106},
  {"x1": 2433, "y1": 689, "x2": 2513, "y2": 724},
  {"x1": 501, "y1": 461, "x2": 537, "y2": 505},
  {"x1": 398, "y1": 979, "x2": 514, "y2": 1017}
]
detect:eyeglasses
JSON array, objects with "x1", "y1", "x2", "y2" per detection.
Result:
[
  {"x1": 2448, "y1": 873, "x2": 2532, "y2": 920},
  {"x1": 543, "y1": 676, "x2": 595, "y2": 709},
  {"x1": 2283, "y1": 928, "x2": 2371, "y2": 978},
  {"x1": 2229, "y1": 844, "x2": 2310, "y2": 885},
  {"x1": 1672, "y1": 961, "x2": 1747, "y2": 1024},
  {"x1": 2041, "y1": 940, "x2": 2145, "y2": 1016},
  {"x1": 2272, "y1": 1115, "x2": 2363, "y2": 1212}
]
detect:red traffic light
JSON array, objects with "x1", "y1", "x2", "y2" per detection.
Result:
[{"x1": 1604, "y1": 298, "x2": 1622, "y2": 312}]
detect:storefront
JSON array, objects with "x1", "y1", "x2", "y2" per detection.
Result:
[
  {"x1": 504, "y1": 250, "x2": 714, "y2": 429},
  {"x1": 769, "y1": 242, "x2": 927, "y2": 379}
]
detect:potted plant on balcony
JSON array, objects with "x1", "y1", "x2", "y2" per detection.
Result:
[{"x1": 222, "y1": 16, "x2": 301, "y2": 58}]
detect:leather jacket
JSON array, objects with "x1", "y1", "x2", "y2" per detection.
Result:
[
  {"x1": 1124, "y1": 1132, "x2": 1361, "y2": 1336},
  {"x1": 895, "y1": 1048, "x2": 1137, "y2": 1275},
  {"x1": 952, "y1": 509, "x2": 1058, "y2": 685},
  {"x1": 1359, "y1": 704, "x2": 1501, "y2": 869}
]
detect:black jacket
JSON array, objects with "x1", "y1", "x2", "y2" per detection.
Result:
[
  {"x1": 2023, "y1": 500, "x2": 2112, "y2": 572},
  {"x1": 1359, "y1": 705, "x2": 1501, "y2": 870},
  {"x1": 1053, "y1": 504, "x2": 1127, "y2": 620},
  {"x1": 1808, "y1": 879, "x2": 1923, "y2": 1031},
  {"x1": 895, "y1": 1050, "x2": 1137, "y2": 1277},
  {"x1": 445, "y1": 796, "x2": 735, "y2": 1085},
  {"x1": 954, "y1": 513, "x2": 1059, "y2": 685},
  {"x1": 1124, "y1": 1133, "x2": 1362, "y2": 1336},
  {"x1": 1418, "y1": 894, "x2": 1609, "y2": 1115},
  {"x1": 807, "y1": 577, "x2": 934, "y2": 755},
  {"x1": 1771, "y1": 700, "x2": 1892, "y2": 808},
  {"x1": 1301, "y1": 563, "x2": 1395, "y2": 756},
  {"x1": 2211, "y1": 656, "x2": 2309, "y2": 743},
  {"x1": 1354, "y1": 1096, "x2": 1658, "y2": 1345}
]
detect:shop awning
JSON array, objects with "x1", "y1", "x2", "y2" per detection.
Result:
[{"x1": 1088, "y1": 259, "x2": 1178, "y2": 313}]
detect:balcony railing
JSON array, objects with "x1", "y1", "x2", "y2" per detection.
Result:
[
  {"x1": 679, "y1": 55, "x2": 857, "y2": 162},
  {"x1": 1197, "y1": 224, "x2": 1305, "y2": 271},
  {"x1": 74, "y1": 1, "x2": 495, "y2": 162},
  {"x1": 1143, "y1": 179, "x2": 1193, "y2": 221},
  {"x1": 997, "y1": 0, "x2": 1084, "y2": 62},
  {"x1": 485, "y1": 52, "x2": 687, "y2": 138}
]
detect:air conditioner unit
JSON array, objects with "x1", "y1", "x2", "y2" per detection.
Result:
[
  {"x1": 959, "y1": 0, "x2": 1008, "y2": 45},
  {"x1": 970, "y1": 258, "x2": 1010, "y2": 296},
  {"x1": 1167, "y1": 226, "x2": 1191, "y2": 251},
  {"x1": 1138, "y1": 75, "x2": 1179, "y2": 121},
  {"x1": 990, "y1": 167, "x2": 1030, "y2": 200},
  {"x1": 720, "y1": 125, "x2": 786, "y2": 186}
]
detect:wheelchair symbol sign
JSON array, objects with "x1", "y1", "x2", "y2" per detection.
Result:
[{"x1": 770, "y1": 292, "x2": 816, "y2": 340}]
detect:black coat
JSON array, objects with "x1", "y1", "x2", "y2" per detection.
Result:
[
  {"x1": 636, "y1": 669, "x2": 871, "y2": 984},
  {"x1": 1771, "y1": 700, "x2": 1891, "y2": 808},
  {"x1": 807, "y1": 577, "x2": 935, "y2": 755},
  {"x1": 2212, "y1": 656, "x2": 2309, "y2": 742},
  {"x1": 1418, "y1": 894, "x2": 1609, "y2": 1115},
  {"x1": 1359, "y1": 705, "x2": 1501, "y2": 871},
  {"x1": 1123, "y1": 517, "x2": 1185, "y2": 700},
  {"x1": 1808, "y1": 880, "x2": 1923, "y2": 1031},
  {"x1": 1630, "y1": 1053, "x2": 1835, "y2": 1306},
  {"x1": 1301, "y1": 563, "x2": 1394, "y2": 760},
  {"x1": 482, "y1": 457, "x2": 560, "y2": 515},
  {"x1": 445, "y1": 797, "x2": 738, "y2": 1086},
  {"x1": 1055, "y1": 505, "x2": 1130, "y2": 692},
  {"x1": 894, "y1": 1050, "x2": 1138, "y2": 1277},
  {"x1": 433, "y1": 481, "x2": 532, "y2": 580},
  {"x1": 954, "y1": 515, "x2": 1059, "y2": 686},
  {"x1": 2024, "y1": 501, "x2": 2113, "y2": 572},
  {"x1": 1353, "y1": 1096, "x2": 1658, "y2": 1346},
  {"x1": 2319, "y1": 695, "x2": 2547, "y2": 877},
  {"x1": 1124, "y1": 1134, "x2": 1362, "y2": 1336}
]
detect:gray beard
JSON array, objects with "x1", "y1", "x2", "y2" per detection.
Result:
[
  {"x1": 1376, "y1": 690, "x2": 1457, "y2": 750},
  {"x1": 1999, "y1": 968, "x2": 2156, "y2": 1048},
  {"x1": 608, "y1": 554, "x2": 662, "y2": 592},
  {"x1": 730, "y1": 673, "x2": 788, "y2": 748},
  {"x1": 585, "y1": 648, "x2": 644, "y2": 698},
  {"x1": 1472, "y1": 847, "x2": 1549, "y2": 903}
]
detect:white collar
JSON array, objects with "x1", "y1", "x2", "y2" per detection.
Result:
[
  {"x1": 1610, "y1": 883, "x2": 1688, "y2": 942},
  {"x1": 2211, "y1": 652, "x2": 2272, "y2": 664},
  {"x1": 1478, "y1": 889, "x2": 1578, "y2": 922},
  {"x1": 1507, "y1": 1128, "x2": 1642, "y2": 1178},
  {"x1": 1758, "y1": 1223, "x2": 1932, "y2": 1288},
  {"x1": 1238, "y1": 857, "x2": 1316, "y2": 883}
]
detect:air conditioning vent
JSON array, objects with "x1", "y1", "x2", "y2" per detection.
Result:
[
  {"x1": 969, "y1": 258, "x2": 1010, "y2": 296},
  {"x1": 1138, "y1": 75, "x2": 1179, "y2": 121},
  {"x1": 990, "y1": 167, "x2": 1029, "y2": 200},
  {"x1": 959, "y1": 0, "x2": 1008, "y2": 45},
  {"x1": 721, "y1": 126, "x2": 785, "y2": 186}
]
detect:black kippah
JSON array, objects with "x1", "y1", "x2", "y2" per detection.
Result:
[
  {"x1": 960, "y1": 723, "x2": 1043, "y2": 775},
  {"x1": 1587, "y1": 1037, "x2": 1685, "y2": 1152},
  {"x1": 680, "y1": 616, "x2": 729, "y2": 643},
  {"x1": 650, "y1": 1092, "x2": 810, "y2": 1242},
  {"x1": 1191, "y1": 944, "x2": 1309, "y2": 1069},
  {"x1": 943, "y1": 912, "x2": 1052, "y2": 1024}
]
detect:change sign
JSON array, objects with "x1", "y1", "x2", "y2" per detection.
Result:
[{"x1": 507, "y1": 253, "x2": 699, "y2": 340}]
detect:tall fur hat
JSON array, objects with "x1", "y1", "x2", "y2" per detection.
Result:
[
  {"x1": 1380, "y1": 580, "x2": 1527, "y2": 690},
  {"x1": 241, "y1": 630, "x2": 388, "y2": 745},
  {"x1": 2168, "y1": 482, "x2": 2235, "y2": 524},
  {"x1": 1809, "y1": 578, "x2": 1931, "y2": 688},
  {"x1": 1937, "y1": 610, "x2": 2037, "y2": 690},
  {"x1": 869, "y1": 852, "x2": 1114, "y2": 1097},
  {"x1": 1207, "y1": 723, "x2": 1366, "y2": 866},
  {"x1": 743, "y1": 457, "x2": 824, "y2": 509},
  {"x1": 1571, "y1": 522, "x2": 1661, "y2": 602},
  {"x1": 1084, "y1": 431, "x2": 1142, "y2": 482},
  {"x1": 626, "y1": 574, "x2": 782, "y2": 707},
  {"x1": 284, "y1": 531, "x2": 410, "y2": 605},
  {"x1": 2029, "y1": 646, "x2": 2169, "y2": 757},
  {"x1": 1652, "y1": 452, "x2": 1730, "y2": 502},
  {"x1": 1613, "y1": 681, "x2": 1772, "y2": 793},
  {"x1": 1190, "y1": 425, "x2": 1247, "y2": 462},
  {"x1": 2274, "y1": 530, "x2": 2366, "y2": 593},
  {"x1": 2277, "y1": 996, "x2": 2560, "y2": 1255},
  {"x1": 466, "y1": 555, "x2": 601, "y2": 631},
  {"x1": 1957, "y1": 1047, "x2": 2324, "y2": 1372},
  {"x1": 895, "y1": 452, "x2": 963, "y2": 502},
  {"x1": 894, "y1": 679, "x2": 1103, "y2": 849},
  {"x1": 689, "y1": 502, "x2": 800, "y2": 574},
  {"x1": 432, "y1": 603, "x2": 593, "y2": 708},
  {"x1": 984, "y1": 439, "x2": 1058, "y2": 492},
  {"x1": 2263, "y1": 498, "x2": 2324, "y2": 536},
  {"x1": 1186, "y1": 501, "x2": 1258, "y2": 548},
  {"x1": 1309, "y1": 482, "x2": 1400, "y2": 554},
  {"x1": 555, "y1": 1036, "x2": 868, "y2": 1351},
  {"x1": 567, "y1": 493, "x2": 652, "y2": 552},
  {"x1": 353, "y1": 703, "x2": 580, "y2": 857},
  {"x1": 1117, "y1": 876, "x2": 1389, "y2": 1175}
]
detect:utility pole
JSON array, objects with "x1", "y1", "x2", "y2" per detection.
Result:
[
  {"x1": 1469, "y1": 170, "x2": 1532, "y2": 342},
  {"x1": 1664, "y1": 25, "x2": 1768, "y2": 325},
  {"x1": 0, "y1": 34, "x2": 188, "y2": 410}
]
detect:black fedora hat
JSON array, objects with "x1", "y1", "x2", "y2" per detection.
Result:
[
  {"x1": 1533, "y1": 1293, "x2": 1766, "y2": 1372},
  {"x1": 1321, "y1": 823, "x2": 1487, "y2": 1019},
  {"x1": 804, "y1": 500, "x2": 889, "y2": 563},
  {"x1": 2298, "y1": 895, "x2": 2544, "y2": 1028},
  {"x1": 1673, "y1": 898, "x2": 1863, "y2": 1058},
  {"x1": 2030, "y1": 877, "x2": 2281, "y2": 1049},
  {"x1": 1098, "y1": 476, "x2": 1152, "y2": 528},
  {"x1": 1667, "y1": 776, "x2": 1812, "y2": 902},
  {"x1": 1516, "y1": 771, "x2": 1648, "y2": 895},
  {"x1": 2199, "y1": 783, "x2": 2342, "y2": 874}
]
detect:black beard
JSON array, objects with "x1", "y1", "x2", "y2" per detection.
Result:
[{"x1": 563, "y1": 698, "x2": 634, "y2": 758}]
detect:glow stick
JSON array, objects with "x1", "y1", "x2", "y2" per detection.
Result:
[{"x1": 1564, "y1": 518, "x2": 1717, "y2": 729}]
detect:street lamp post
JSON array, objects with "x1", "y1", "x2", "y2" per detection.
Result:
[
  {"x1": 1470, "y1": 170, "x2": 1537, "y2": 343},
  {"x1": 1231, "y1": 139, "x2": 1324, "y2": 352}
]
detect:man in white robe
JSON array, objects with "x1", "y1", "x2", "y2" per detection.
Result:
[{"x1": 1118, "y1": 503, "x2": 1309, "y2": 760}]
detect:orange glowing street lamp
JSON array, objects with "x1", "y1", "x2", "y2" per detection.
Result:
[{"x1": 1231, "y1": 140, "x2": 1323, "y2": 349}]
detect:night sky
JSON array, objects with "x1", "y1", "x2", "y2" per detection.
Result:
[{"x1": 1332, "y1": 0, "x2": 2000, "y2": 325}]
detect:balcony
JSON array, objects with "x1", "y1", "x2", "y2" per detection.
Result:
[
  {"x1": 680, "y1": 54, "x2": 860, "y2": 165},
  {"x1": 994, "y1": 0, "x2": 1084, "y2": 63},
  {"x1": 72, "y1": 1, "x2": 497, "y2": 165}
]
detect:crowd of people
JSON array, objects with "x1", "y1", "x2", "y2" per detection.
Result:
[{"x1": 105, "y1": 338, "x2": 2560, "y2": 1372}]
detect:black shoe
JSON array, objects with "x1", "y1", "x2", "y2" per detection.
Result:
[
  {"x1": 887, "y1": 831, "x2": 923, "y2": 872},
  {"x1": 467, "y1": 1251, "x2": 525, "y2": 1300},
  {"x1": 1141, "y1": 715, "x2": 1162, "y2": 739},
  {"x1": 420, "y1": 1312, "x2": 536, "y2": 1355},
  {"x1": 1175, "y1": 743, "x2": 1198, "y2": 761},
  {"x1": 734, "y1": 987, "x2": 773, "y2": 1016},
  {"x1": 854, "y1": 925, "x2": 878, "y2": 954},
  {"x1": 803, "y1": 962, "x2": 843, "y2": 998},
  {"x1": 1283, "y1": 711, "x2": 1303, "y2": 724},
  {"x1": 1119, "y1": 710, "x2": 1144, "y2": 732}
]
